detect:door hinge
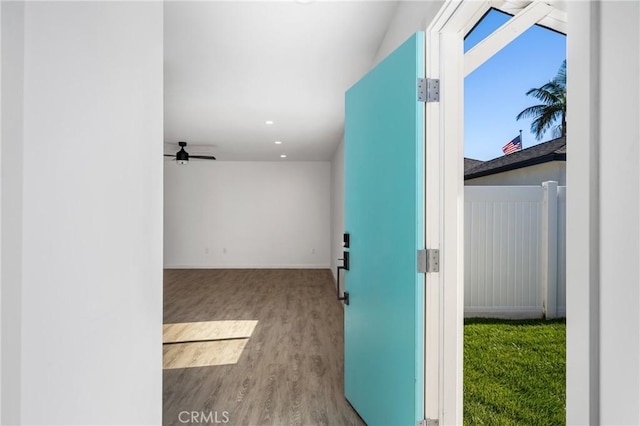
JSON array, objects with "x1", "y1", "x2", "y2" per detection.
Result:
[
  {"x1": 418, "y1": 419, "x2": 439, "y2": 426},
  {"x1": 417, "y1": 249, "x2": 440, "y2": 273},
  {"x1": 418, "y1": 78, "x2": 439, "y2": 103}
]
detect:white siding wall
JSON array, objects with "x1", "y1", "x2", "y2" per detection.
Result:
[
  {"x1": 464, "y1": 185, "x2": 565, "y2": 318},
  {"x1": 465, "y1": 161, "x2": 566, "y2": 186}
]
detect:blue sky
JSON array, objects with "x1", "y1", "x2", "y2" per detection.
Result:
[{"x1": 464, "y1": 9, "x2": 566, "y2": 161}]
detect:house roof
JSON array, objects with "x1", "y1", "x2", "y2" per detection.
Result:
[
  {"x1": 464, "y1": 158, "x2": 484, "y2": 174},
  {"x1": 465, "y1": 136, "x2": 566, "y2": 180}
]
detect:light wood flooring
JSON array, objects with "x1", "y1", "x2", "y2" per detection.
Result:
[
  {"x1": 163, "y1": 339, "x2": 249, "y2": 370},
  {"x1": 163, "y1": 269, "x2": 365, "y2": 426},
  {"x1": 163, "y1": 320, "x2": 258, "y2": 343}
]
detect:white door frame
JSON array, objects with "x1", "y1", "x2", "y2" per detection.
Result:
[
  {"x1": 423, "y1": 2, "x2": 565, "y2": 424},
  {"x1": 565, "y1": 2, "x2": 600, "y2": 424},
  {"x1": 424, "y1": 3, "x2": 482, "y2": 423}
]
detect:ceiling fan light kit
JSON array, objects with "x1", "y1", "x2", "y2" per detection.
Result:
[
  {"x1": 176, "y1": 142, "x2": 189, "y2": 165},
  {"x1": 165, "y1": 141, "x2": 216, "y2": 164}
]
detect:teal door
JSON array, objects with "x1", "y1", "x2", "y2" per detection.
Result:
[{"x1": 343, "y1": 32, "x2": 425, "y2": 426}]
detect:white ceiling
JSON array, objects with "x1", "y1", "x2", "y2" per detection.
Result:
[{"x1": 164, "y1": 1, "x2": 399, "y2": 161}]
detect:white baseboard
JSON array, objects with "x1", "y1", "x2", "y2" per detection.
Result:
[{"x1": 163, "y1": 264, "x2": 332, "y2": 270}]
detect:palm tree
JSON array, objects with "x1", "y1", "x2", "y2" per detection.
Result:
[{"x1": 517, "y1": 60, "x2": 566, "y2": 141}]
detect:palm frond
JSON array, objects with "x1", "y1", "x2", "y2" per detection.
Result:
[
  {"x1": 554, "y1": 60, "x2": 566, "y2": 87},
  {"x1": 540, "y1": 81, "x2": 564, "y2": 97},
  {"x1": 531, "y1": 106, "x2": 563, "y2": 140},
  {"x1": 516, "y1": 104, "x2": 548, "y2": 120},
  {"x1": 517, "y1": 60, "x2": 567, "y2": 141},
  {"x1": 524, "y1": 86, "x2": 561, "y2": 105}
]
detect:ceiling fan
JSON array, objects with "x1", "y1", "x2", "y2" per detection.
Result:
[{"x1": 164, "y1": 141, "x2": 216, "y2": 165}]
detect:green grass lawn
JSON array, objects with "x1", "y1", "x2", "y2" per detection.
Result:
[{"x1": 464, "y1": 318, "x2": 566, "y2": 425}]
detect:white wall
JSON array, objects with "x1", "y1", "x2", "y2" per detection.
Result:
[
  {"x1": 330, "y1": 138, "x2": 345, "y2": 281},
  {"x1": 1, "y1": 2, "x2": 163, "y2": 424},
  {"x1": 0, "y1": 2, "x2": 2, "y2": 418},
  {"x1": 597, "y1": 2, "x2": 639, "y2": 423},
  {"x1": 164, "y1": 161, "x2": 331, "y2": 269},
  {"x1": 372, "y1": 1, "x2": 444, "y2": 66},
  {"x1": 465, "y1": 161, "x2": 566, "y2": 186},
  {"x1": 1, "y1": 2, "x2": 24, "y2": 423},
  {"x1": 567, "y1": 1, "x2": 640, "y2": 424},
  {"x1": 329, "y1": 2, "x2": 444, "y2": 281}
]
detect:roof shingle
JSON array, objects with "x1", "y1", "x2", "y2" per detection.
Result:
[{"x1": 464, "y1": 158, "x2": 484, "y2": 174}]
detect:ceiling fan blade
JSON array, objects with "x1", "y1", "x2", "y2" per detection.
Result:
[
  {"x1": 164, "y1": 154, "x2": 175, "y2": 157},
  {"x1": 190, "y1": 155, "x2": 217, "y2": 160}
]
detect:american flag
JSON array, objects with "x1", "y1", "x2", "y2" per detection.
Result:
[{"x1": 502, "y1": 135, "x2": 522, "y2": 155}]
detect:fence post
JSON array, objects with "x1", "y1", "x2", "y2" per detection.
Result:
[{"x1": 542, "y1": 181, "x2": 558, "y2": 319}]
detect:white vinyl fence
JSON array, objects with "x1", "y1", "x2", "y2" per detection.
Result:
[{"x1": 464, "y1": 182, "x2": 566, "y2": 319}]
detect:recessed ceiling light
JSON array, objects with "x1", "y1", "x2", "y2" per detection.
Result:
[
  {"x1": 275, "y1": 141, "x2": 282, "y2": 145},
  {"x1": 280, "y1": 154, "x2": 287, "y2": 158},
  {"x1": 265, "y1": 120, "x2": 274, "y2": 125}
]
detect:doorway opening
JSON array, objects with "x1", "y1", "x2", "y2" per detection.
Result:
[
  {"x1": 424, "y1": 2, "x2": 569, "y2": 424},
  {"x1": 160, "y1": 2, "x2": 396, "y2": 425},
  {"x1": 460, "y1": 5, "x2": 567, "y2": 425}
]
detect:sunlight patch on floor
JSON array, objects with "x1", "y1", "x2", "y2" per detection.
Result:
[
  {"x1": 163, "y1": 320, "x2": 258, "y2": 343},
  {"x1": 162, "y1": 320, "x2": 258, "y2": 369}
]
